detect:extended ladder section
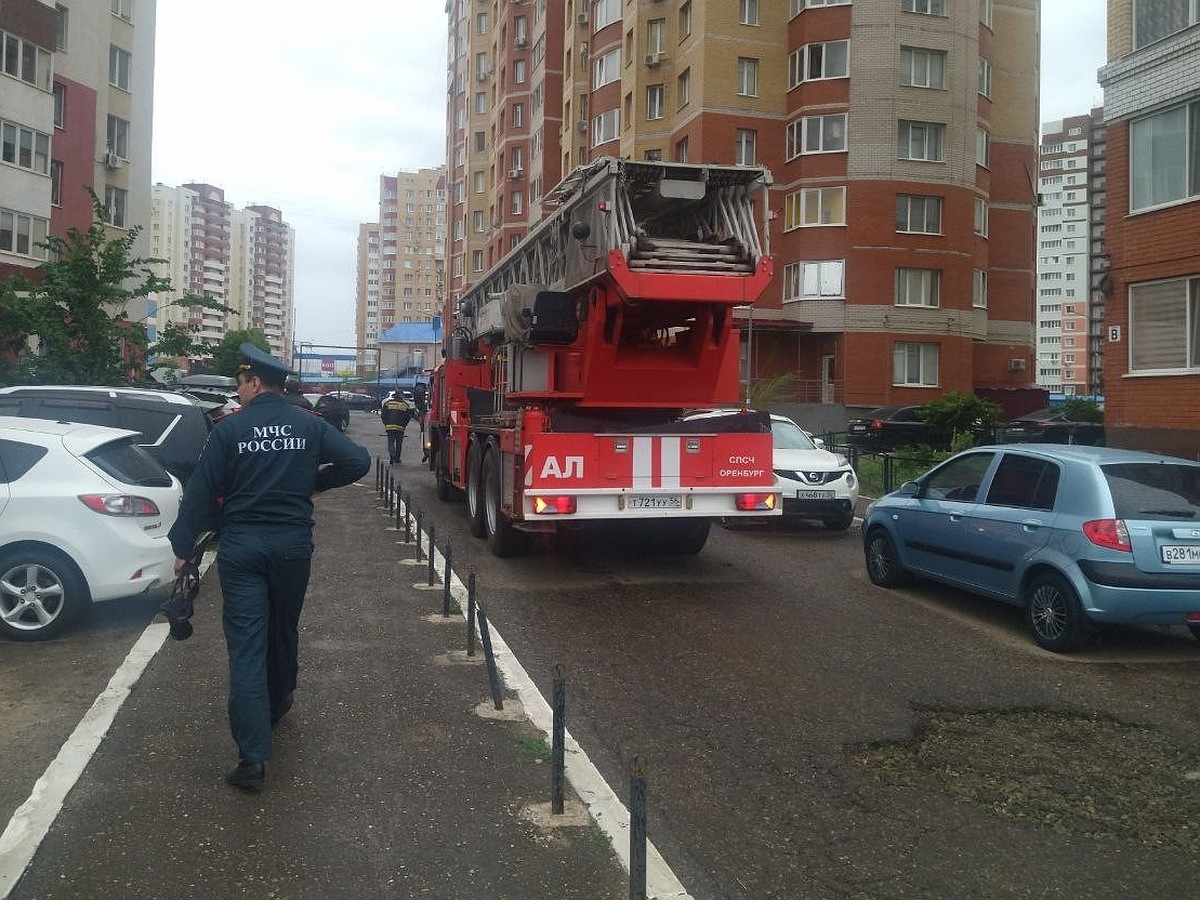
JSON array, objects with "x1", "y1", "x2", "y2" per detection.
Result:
[{"x1": 455, "y1": 158, "x2": 772, "y2": 346}]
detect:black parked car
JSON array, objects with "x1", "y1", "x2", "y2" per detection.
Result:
[
  {"x1": 999, "y1": 407, "x2": 1105, "y2": 446},
  {"x1": 846, "y1": 405, "x2": 947, "y2": 451},
  {"x1": 301, "y1": 393, "x2": 350, "y2": 431},
  {"x1": 0, "y1": 385, "x2": 211, "y2": 482},
  {"x1": 327, "y1": 391, "x2": 378, "y2": 412}
]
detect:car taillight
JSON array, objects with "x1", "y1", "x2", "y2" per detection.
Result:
[
  {"x1": 1082, "y1": 518, "x2": 1131, "y2": 552},
  {"x1": 532, "y1": 495, "x2": 577, "y2": 515},
  {"x1": 735, "y1": 492, "x2": 778, "y2": 511},
  {"x1": 871, "y1": 419, "x2": 884, "y2": 430},
  {"x1": 78, "y1": 494, "x2": 161, "y2": 517}
]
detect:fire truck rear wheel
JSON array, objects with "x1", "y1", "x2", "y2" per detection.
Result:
[
  {"x1": 483, "y1": 448, "x2": 526, "y2": 558},
  {"x1": 466, "y1": 441, "x2": 485, "y2": 537},
  {"x1": 434, "y1": 445, "x2": 453, "y2": 501}
]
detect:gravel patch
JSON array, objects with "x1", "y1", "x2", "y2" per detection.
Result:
[{"x1": 853, "y1": 708, "x2": 1200, "y2": 854}]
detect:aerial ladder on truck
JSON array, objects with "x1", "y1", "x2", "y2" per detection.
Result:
[{"x1": 427, "y1": 157, "x2": 781, "y2": 556}]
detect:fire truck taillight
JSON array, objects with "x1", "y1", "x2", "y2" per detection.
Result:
[
  {"x1": 735, "y1": 492, "x2": 778, "y2": 512},
  {"x1": 532, "y1": 496, "x2": 577, "y2": 515}
]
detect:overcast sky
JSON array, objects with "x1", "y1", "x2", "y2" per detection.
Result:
[{"x1": 151, "y1": 1, "x2": 1108, "y2": 351}]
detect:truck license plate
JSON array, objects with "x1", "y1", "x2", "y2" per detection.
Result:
[
  {"x1": 1161, "y1": 545, "x2": 1200, "y2": 564},
  {"x1": 627, "y1": 494, "x2": 682, "y2": 510}
]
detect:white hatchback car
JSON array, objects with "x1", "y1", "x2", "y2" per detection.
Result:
[{"x1": 0, "y1": 416, "x2": 182, "y2": 641}]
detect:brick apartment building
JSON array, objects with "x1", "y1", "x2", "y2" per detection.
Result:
[
  {"x1": 1098, "y1": 0, "x2": 1200, "y2": 459},
  {"x1": 444, "y1": 0, "x2": 1041, "y2": 419}
]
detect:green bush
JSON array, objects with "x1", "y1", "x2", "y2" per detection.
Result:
[{"x1": 855, "y1": 446, "x2": 952, "y2": 497}]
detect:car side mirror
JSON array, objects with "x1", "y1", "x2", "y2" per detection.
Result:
[{"x1": 896, "y1": 480, "x2": 920, "y2": 498}]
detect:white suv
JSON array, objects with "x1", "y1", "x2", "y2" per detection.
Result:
[{"x1": 0, "y1": 417, "x2": 182, "y2": 641}]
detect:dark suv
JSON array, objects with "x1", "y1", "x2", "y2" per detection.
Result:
[
  {"x1": 0, "y1": 386, "x2": 211, "y2": 482},
  {"x1": 999, "y1": 407, "x2": 1106, "y2": 446},
  {"x1": 846, "y1": 405, "x2": 947, "y2": 451}
]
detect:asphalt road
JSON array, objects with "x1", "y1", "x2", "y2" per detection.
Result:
[{"x1": 5, "y1": 410, "x2": 1200, "y2": 898}]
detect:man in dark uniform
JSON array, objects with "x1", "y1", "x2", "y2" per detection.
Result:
[
  {"x1": 168, "y1": 344, "x2": 370, "y2": 792},
  {"x1": 413, "y1": 381, "x2": 430, "y2": 462}
]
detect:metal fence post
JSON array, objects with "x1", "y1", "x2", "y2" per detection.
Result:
[
  {"x1": 427, "y1": 525, "x2": 437, "y2": 586},
  {"x1": 477, "y1": 604, "x2": 504, "y2": 710},
  {"x1": 415, "y1": 509, "x2": 424, "y2": 560},
  {"x1": 442, "y1": 541, "x2": 453, "y2": 616},
  {"x1": 551, "y1": 664, "x2": 566, "y2": 814},
  {"x1": 629, "y1": 756, "x2": 647, "y2": 900},
  {"x1": 466, "y1": 571, "x2": 477, "y2": 657}
]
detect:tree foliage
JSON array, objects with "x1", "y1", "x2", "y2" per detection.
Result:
[
  {"x1": 209, "y1": 329, "x2": 270, "y2": 377},
  {"x1": 0, "y1": 192, "x2": 230, "y2": 385},
  {"x1": 1061, "y1": 398, "x2": 1103, "y2": 423},
  {"x1": 920, "y1": 391, "x2": 1003, "y2": 450}
]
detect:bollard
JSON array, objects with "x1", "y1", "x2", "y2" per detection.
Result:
[
  {"x1": 415, "y1": 509, "x2": 424, "y2": 560},
  {"x1": 404, "y1": 494, "x2": 413, "y2": 543},
  {"x1": 375, "y1": 458, "x2": 381, "y2": 494},
  {"x1": 427, "y1": 525, "x2": 437, "y2": 586},
  {"x1": 442, "y1": 542, "x2": 453, "y2": 616},
  {"x1": 551, "y1": 663, "x2": 566, "y2": 815},
  {"x1": 477, "y1": 604, "x2": 504, "y2": 710},
  {"x1": 395, "y1": 492, "x2": 403, "y2": 531},
  {"x1": 466, "y1": 571, "x2": 477, "y2": 657},
  {"x1": 629, "y1": 756, "x2": 648, "y2": 900},
  {"x1": 387, "y1": 477, "x2": 394, "y2": 518}
]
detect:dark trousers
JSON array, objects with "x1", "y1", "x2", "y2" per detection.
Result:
[
  {"x1": 386, "y1": 428, "x2": 405, "y2": 463},
  {"x1": 217, "y1": 526, "x2": 313, "y2": 763}
]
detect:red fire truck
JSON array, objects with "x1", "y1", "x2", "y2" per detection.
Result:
[{"x1": 427, "y1": 157, "x2": 780, "y2": 556}]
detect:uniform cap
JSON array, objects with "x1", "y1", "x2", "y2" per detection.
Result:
[{"x1": 238, "y1": 343, "x2": 295, "y2": 380}]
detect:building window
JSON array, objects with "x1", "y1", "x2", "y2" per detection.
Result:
[
  {"x1": 477, "y1": 11, "x2": 488, "y2": 34},
  {"x1": 647, "y1": 18, "x2": 666, "y2": 54},
  {"x1": 895, "y1": 268, "x2": 940, "y2": 307},
  {"x1": 735, "y1": 129, "x2": 756, "y2": 165},
  {"x1": 898, "y1": 120, "x2": 944, "y2": 161},
  {"x1": 111, "y1": 0, "x2": 133, "y2": 20},
  {"x1": 978, "y1": 58, "x2": 993, "y2": 97},
  {"x1": 677, "y1": 68, "x2": 691, "y2": 107},
  {"x1": 675, "y1": 136, "x2": 689, "y2": 162},
  {"x1": 593, "y1": 49, "x2": 620, "y2": 88},
  {"x1": 646, "y1": 84, "x2": 664, "y2": 120},
  {"x1": 0, "y1": 207, "x2": 49, "y2": 258},
  {"x1": 50, "y1": 160, "x2": 62, "y2": 205},
  {"x1": 1134, "y1": 0, "x2": 1199, "y2": 49},
  {"x1": 736, "y1": 57, "x2": 758, "y2": 97},
  {"x1": 679, "y1": 1, "x2": 692, "y2": 38},
  {"x1": 900, "y1": 47, "x2": 946, "y2": 89},
  {"x1": 473, "y1": 211, "x2": 485, "y2": 233},
  {"x1": 784, "y1": 186, "x2": 847, "y2": 229},
  {"x1": 473, "y1": 170, "x2": 485, "y2": 193},
  {"x1": 475, "y1": 92, "x2": 488, "y2": 114},
  {"x1": 790, "y1": 0, "x2": 851, "y2": 14},
  {"x1": 644, "y1": 148, "x2": 662, "y2": 161},
  {"x1": 783, "y1": 260, "x2": 845, "y2": 300},
  {"x1": 592, "y1": 108, "x2": 619, "y2": 145},
  {"x1": 739, "y1": 0, "x2": 759, "y2": 26},
  {"x1": 974, "y1": 198, "x2": 989, "y2": 236},
  {"x1": 107, "y1": 115, "x2": 130, "y2": 158},
  {"x1": 903, "y1": 0, "x2": 945, "y2": 13},
  {"x1": 109, "y1": 45, "x2": 131, "y2": 91},
  {"x1": 973, "y1": 269, "x2": 988, "y2": 308},
  {"x1": 54, "y1": 4, "x2": 68, "y2": 51},
  {"x1": 104, "y1": 186, "x2": 128, "y2": 228},
  {"x1": 1129, "y1": 277, "x2": 1200, "y2": 372},
  {"x1": 514, "y1": 59, "x2": 527, "y2": 83},
  {"x1": 1, "y1": 121, "x2": 51, "y2": 175},
  {"x1": 1, "y1": 30, "x2": 52, "y2": 90},
  {"x1": 513, "y1": 103, "x2": 524, "y2": 127},
  {"x1": 894, "y1": 342, "x2": 939, "y2": 386},
  {"x1": 976, "y1": 129, "x2": 991, "y2": 167},
  {"x1": 53, "y1": 82, "x2": 65, "y2": 127},
  {"x1": 786, "y1": 113, "x2": 847, "y2": 158},
  {"x1": 472, "y1": 250, "x2": 484, "y2": 272},
  {"x1": 980, "y1": 0, "x2": 993, "y2": 28},
  {"x1": 789, "y1": 40, "x2": 849, "y2": 87},
  {"x1": 1130, "y1": 100, "x2": 1198, "y2": 210},
  {"x1": 593, "y1": 0, "x2": 620, "y2": 30},
  {"x1": 896, "y1": 194, "x2": 942, "y2": 234}
]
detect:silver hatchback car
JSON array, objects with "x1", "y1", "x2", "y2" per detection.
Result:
[{"x1": 861, "y1": 445, "x2": 1200, "y2": 652}]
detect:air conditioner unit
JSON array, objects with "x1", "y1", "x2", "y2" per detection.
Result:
[
  {"x1": 508, "y1": 168, "x2": 522, "y2": 179},
  {"x1": 575, "y1": 121, "x2": 588, "y2": 134},
  {"x1": 514, "y1": 35, "x2": 527, "y2": 47},
  {"x1": 104, "y1": 151, "x2": 124, "y2": 169},
  {"x1": 1007, "y1": 358, "x2": 1027, "y2": 372},
  {"x1": 576, "y1": 12, "x2": 588, "y2": 25},
  {"x1": 645, "y1": 52, "x2": 661, "y2": 67}
]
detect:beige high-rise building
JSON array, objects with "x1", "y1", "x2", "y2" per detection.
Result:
[
  {"x1": 149, "y1": 183, "x2": 295, "y2": 363},
  {"x1": 355, "y1": 167, "x2": 446, "y2": 370},
  {"x1": 446, "y1": 0, "x2": 1041, "y2": 416}
]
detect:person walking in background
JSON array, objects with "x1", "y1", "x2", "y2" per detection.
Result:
[
  {"x1": 168, "y1": 344, "x2": 370, "y2": 792},
  {"x1": 380, "y1": 390, "x2": 414, "y2": 465},
  {"x1": 413, "y1": 381, "x2": 430, "y2": 462}
]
